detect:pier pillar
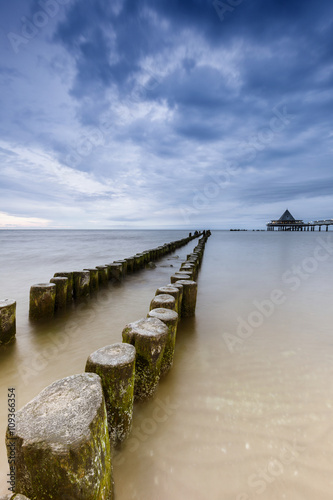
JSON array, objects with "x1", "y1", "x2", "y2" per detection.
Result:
[
  {"x1": 326, "y1": 225, "x2": 328, "y2": 231},
  {"x1": 0, "y1": 299, "x2": 16, "y2": 345},
  {"x1": 6, "y1": 373, "x2": 113, "y2": 499},
  {"x1": 147, "y1": 308, "x2": 178, "y2": 376},
  {"x1": 319, "y1": 226, "x2": 321, "y2": 231},
  {"x1": 122, "y1": 317, "x2": 168, "y2": 401},
  {"x1": 29, "y1": 284, "x2": 56, "y2": 321},
  {"x1": 85, "y1": 343, "x2": 136, "y2": 446}
]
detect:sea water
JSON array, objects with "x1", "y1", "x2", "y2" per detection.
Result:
[{"x1": 1, "y1": 229, "x2": 333, "y2": 499}]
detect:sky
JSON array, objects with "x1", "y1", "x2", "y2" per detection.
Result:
[{"x1": 0, "y1": 0, "x2": 332, "y2": 229}]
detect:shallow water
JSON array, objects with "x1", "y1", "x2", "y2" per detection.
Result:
[{"x1": 1, "y1": 230, "x2": 333, "y2": 499}]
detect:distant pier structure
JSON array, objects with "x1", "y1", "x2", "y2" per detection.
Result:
[{"x1": 267, "y1": 209, "x2": 333, "y2": 231}]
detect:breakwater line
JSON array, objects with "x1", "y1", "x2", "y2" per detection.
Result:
[
  {"x1": 28, "y1": 232, "x2": 202, "y2": 322},
  {"x1": 0, "y1": 231, "x2": 201, "y2": 346},
  {"x1": 5, "y1": 231, "x2": 211, "y2": 499}
]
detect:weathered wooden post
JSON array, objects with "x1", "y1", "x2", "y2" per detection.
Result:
[
  {"x1": 53, "y1": 272, "x2": 73, "y2": 303},
  {"x1": 155, "y1": 285, "x2": 180, "y2": 314},
  {"x1": 49, "y1": 277, "x2": 68, "y2": 312},
  {"x1": 0, "y1": 299, "x2": 16, "y2": 345},
  {"x1": 83, "y1": 268, "x2": 99, "y2": 293},
  {"x1": 107, "y1": 263, "x2": 123, "y2": 282},
  {"x1": 147, "y1": 308, "x2": 178, "y2": 375},
  {"x1": 170, "y1": 272, "x2": 191, "y2": 284},
  {"x1": 96, "y1": 265, "x2": 109, "y2": 286},
  {"x1": 179, "y1": 264, "x2": 195, "y2": 279},
  {"x1": 134, "y1": 254, "x2": 144, "y2": 271},
  {"x1": 175, "y1": 279, "x2": 198, "y2": 317},
  {"x1": 150, "y1": 293, "x2": 176, "y2": 311},
  {"x1": 114, "y1": 260, "x2": 127, "y2": 277},
  {"x1": 72, "y1": 271, "x2": 90, "y2": 301},
  {"x1": 29, "y1": 284, "x2": 56, "y2": 321},
  {"x1": 125, "y1": 257, "x2": 135, "y2": 273},
  {"x1": 6, "y1": 373, "x2": 113, "y2": 499},
  {"x1": 85, "y1": 343, "x2": 136, "y2": 446},
  {"x1": 122, "y1": 317, "x2": 168, "y2": 401}
]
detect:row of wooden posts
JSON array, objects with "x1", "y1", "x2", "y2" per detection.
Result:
[
  {"x1": 29, "y1": 231, "x2": 201, "y2": 321},
  {"x1": 0, "y1": 232, "x2": 202, "y2": 346},
  {"x1": 3, "y1": 231, "x2": 211, "y2": 500}
]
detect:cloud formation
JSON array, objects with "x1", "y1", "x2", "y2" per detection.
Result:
[{"x1": 0, "y1": 0, "x2": 333, "y2": 228}]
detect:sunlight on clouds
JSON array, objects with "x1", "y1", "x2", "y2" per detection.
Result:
[
  {"x1": 0, "y1": 141, "x2": 117, "y2": 197},
  {"x1": 0, "y1": 212, "x2": 50, "y2": 228}
]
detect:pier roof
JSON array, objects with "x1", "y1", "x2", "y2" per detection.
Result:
[{"x1": 278, "y1": 209, "x2": 295, "y2": 222}]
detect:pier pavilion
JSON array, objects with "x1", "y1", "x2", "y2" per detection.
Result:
[{"x1": 267, "y1": 210, "x2": 333, "y2": 231}]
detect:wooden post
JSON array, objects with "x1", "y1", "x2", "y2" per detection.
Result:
[{"x1": 0, "y1": 299, "x2": 16, "y2": 345}]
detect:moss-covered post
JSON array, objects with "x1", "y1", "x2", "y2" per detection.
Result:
[
  {"x1": 0, "y1": 299, "x2": 16, "y2": 345},
  {"x1": 29, "y1": 284, "x2": 56, "y2": 321},
  {"x1": 147, "y1": 308, "x2": 178, "y2": 376},
  {"x1": 133, "y1": 254, "x2": 144, "y2": 271},
  {"x1": 179, "y1": 264, "x2": 195, "y2": 279},
  {"x1": 73, "y1": 271, "x2": 90, "y2": 301},
  {"x1": 125, "y1": 257, "x2": 135, "y2": 273},
  {"x1": 175, "y1": 279, "x2": 198, "y2": 317},
  {"x1": 96, "y1": 266, "x2": 109, "y2": 286},
  {"x1": 84, "y1": 268, "x2": 99, "y2": 293},
  {"x1": 6, "y1": 373, "x2": 113, "y2": 499},
  {"x1": 150, "y1": 293, "x2": 176, "y2": 312},
  {"x1": 53, "y1": 272, "x2": 73, "y2": 303},
  {"x1": 170, "y1": 272, "x2": 191, "y2": 284},
  {"x1": 155, "y1": 286, "x2": 180, "y2": 314},
  {"x1": 49, "y1": 277, "x2": 68, "y2": 312},
  {"x1": 122, "y1": 317, "x2": 168, "y2": 401},
  {"x1": 85, "y1": 343, "x2": 136, "y2": 446},
  {"x1": 114, "y1": 260, "x2": 127, "y2": 277},
  {"x1": 107, "y1": 263, "x2": 123, "y2": 282},
  {"x1": 169, "y1": 282, "x2": 183, "y2": 317}
]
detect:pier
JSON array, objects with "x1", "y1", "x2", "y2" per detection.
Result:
[{"x1": 267, "y1": 209, "x2": 333, "y2": 231}]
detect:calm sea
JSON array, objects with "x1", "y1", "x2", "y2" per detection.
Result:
[{"x1": 1, "y1": 229, "x2": 333, "y2": 499}]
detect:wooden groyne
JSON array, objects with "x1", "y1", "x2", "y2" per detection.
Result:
[
  {"x1": 28, "y1": 231, "x2": 202, "y2": 322},
  {"x1": 5, "y1": 230, "x2": 211, "y2": 499}
]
